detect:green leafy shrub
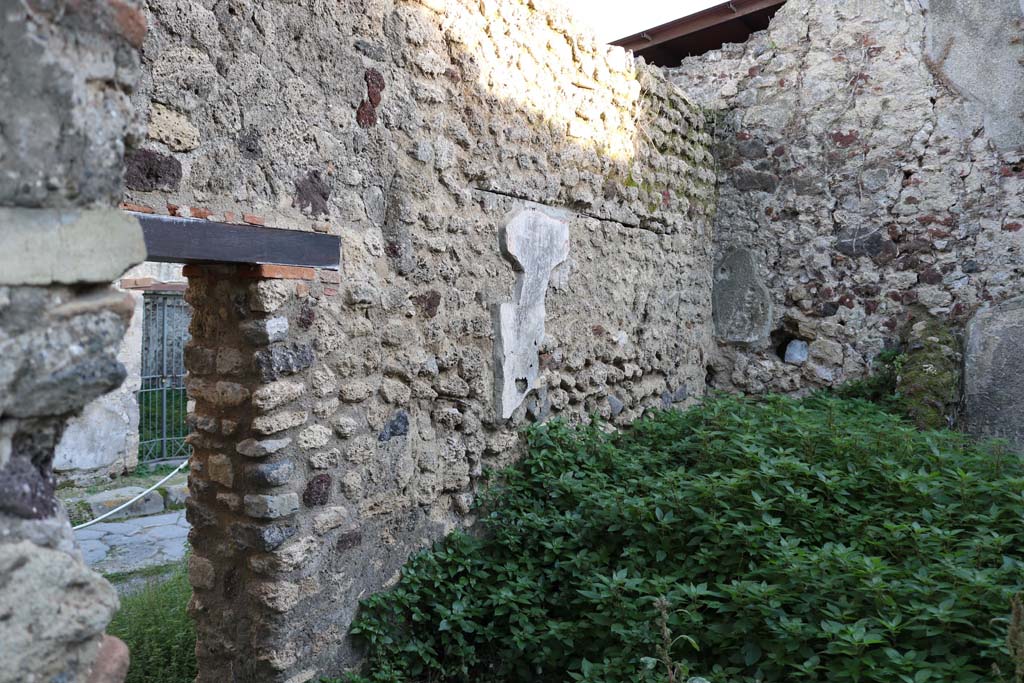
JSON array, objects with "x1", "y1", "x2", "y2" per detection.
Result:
[
  {"x1": 107, "y1": 561, "x2": 196, "y2": 683},
  {"x1": 835, "y1": 349, "x2": 906, "y2": 407},
  {"x1": 341, "y1": 394, "x2": 1024, "y2": 683}
]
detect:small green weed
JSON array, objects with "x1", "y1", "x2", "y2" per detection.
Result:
[
  {"x1": 107, "y1": 560, "x2": 196, "y2": 683},
  {"x1": 104, "y1": 560, "x2": 183, "y2": 586}
]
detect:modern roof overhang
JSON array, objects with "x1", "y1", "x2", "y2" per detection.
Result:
[{"x1": 612, "y1": 0, "x2": 786, "y2": 66}]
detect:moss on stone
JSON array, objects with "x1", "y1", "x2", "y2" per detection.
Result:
[
  {"x1": 64, "y1": 500, "x2": 92, "y2": 527},
  {"x1": 836, "y1": 313, "x2": 961, "y2": 431},
  {"x1": 895, "y1": 315, "x2": 961, "y2": 431}
]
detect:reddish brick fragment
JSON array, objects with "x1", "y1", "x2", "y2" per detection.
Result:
[
  {"x1": 109, "y1": 0, "x2": 147, "y2": 48},
  {"x1": 356, "y1": 100, "x2": 377, "y2": 128},
  {"x1": 830, "y1": 130, "x2": 860, "y2": 148},
  {"x1": 237, "y1": 264, "x2": 316, "y2": 281}
]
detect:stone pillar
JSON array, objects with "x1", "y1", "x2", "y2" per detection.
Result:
[
  {"x1": 184, "y1": 264, "x2": 350, "y2": 683},
  {"x1": 0, "y1": 3, "x2": 147, "y2": 681}
]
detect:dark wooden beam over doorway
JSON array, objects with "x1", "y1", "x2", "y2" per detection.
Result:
[{"x1": 129, "y1": 212, "x2": 341, "y2": 270}]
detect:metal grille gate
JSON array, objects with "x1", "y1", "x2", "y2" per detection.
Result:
[{"x1": 138, "y1": 291, "x2": 192, "y2": 463}]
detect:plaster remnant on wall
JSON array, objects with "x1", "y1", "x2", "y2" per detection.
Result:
[
  {"x1": 493, "y1": 207, "x2": 570, "y2": 419},
  {"x1": 712, "y1": 248, "x2": 772, "y2": 344},
  {"x1": 926, "y1": 0, "x2": 1024, "y2": 152},
  {"x1": 964, "y1": 296, "x2": 1024, "y2": 450}
]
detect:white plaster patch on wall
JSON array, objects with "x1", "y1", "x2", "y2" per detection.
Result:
[{"x1": 492, "y1": 206, "x2": 570, "y2": 419}]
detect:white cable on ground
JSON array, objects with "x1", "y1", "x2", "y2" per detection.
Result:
[{"x1": 72, "y1": 460, "x2": 189, "y2": 530}]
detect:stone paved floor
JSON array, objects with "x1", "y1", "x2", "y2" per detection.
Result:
[{"x1": 74, "y1": 510, "x2": 190, "y2": 575}]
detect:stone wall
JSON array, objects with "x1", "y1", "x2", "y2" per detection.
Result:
[
  {"x1": 669, "y1": 0, "x2": 1024, "y2": 406},
  {"x1": 53, "y1": 285, "x2": 143, "y2": 485},
  {"x1": 0, "y1": 2, "x2": 148, "y2": 681},
  {"x1": 125, "y1": 0, "x2": 715, "y2": 679}
]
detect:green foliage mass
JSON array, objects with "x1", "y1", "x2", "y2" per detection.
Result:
[
  {"x1": 340, "y1": 394, "x2": 1024, "y2": 683},
  {"x1": 107, "y1": 562, "x2": 197, "y2": 683},
  {"x1": 835, "y1": 349, "x2": 907, "y2": 409}
]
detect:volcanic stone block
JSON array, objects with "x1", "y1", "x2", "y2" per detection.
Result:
[
  {"x1": 0, "y1": 457, "x2": 56, "y2": 519},
  {"x1": 251, "y1": 410, "x2": 309, "y2": 436},
  {"x1": 297, "y1": 425, "x2": 331, "y2": 450},
  {"x1": 125, "y1": 149, "x2": 183, "y2": 192},
  {"x1": 237, "y1": 437, "x2": 292, "y2": 458},
  {"x1": 241, "y1": 317, "x2": 290, "y2": 345},
  {"x1": 249, "y1": 281, "x2": 293, "y2": 313},
  {"x1": 188, "y1": 554, "x2": 216, "y2": 590},
  {"x1": 228, "y1": 521, "x2": 298, "y2": 552},
  {"x1": 248, "y1": 460, "x2": 296, "y2": 488},
  {"x1": 254, "y1": 344, "x2": 315, "y2": 382},
  {"x1": 0, "y1": 542, "x2": 118, "y2": 683},
  {"x1": 244, "y1": 493, "x2": 300, "y2": 519},
  {"x1": 253, "y1": 381, "x2": 306, "y2": 412},
  {"x1": 378, "y1": 410, "x2": 409, "y2": 442},
  {"x1": 206, "y1": 455, "x2": 234, "y2": 488},
  {"x1": 302, "y1": 474, "x2": 332, "y2": 507},
  {"x1": 312, "y1": 506, "x2": 353, "y2": 535},
  {"x1": 784, "y1": 340, "x2": 809, "y2": 365},
  {"x1": 3, "y1": 309, "x2": 131, "y2": 419}
]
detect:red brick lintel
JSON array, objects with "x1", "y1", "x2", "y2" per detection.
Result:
[{"x1": 182, "y1": 264, "x2": 319, "y2": 281}]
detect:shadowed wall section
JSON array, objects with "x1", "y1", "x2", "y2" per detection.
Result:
[{"x1": 0, "y1": 2, "x2": 148, "y2": 682}]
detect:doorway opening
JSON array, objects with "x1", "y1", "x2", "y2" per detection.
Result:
[{"x1": 138, "y1": 289, "x2": 192, "y2": 465}]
